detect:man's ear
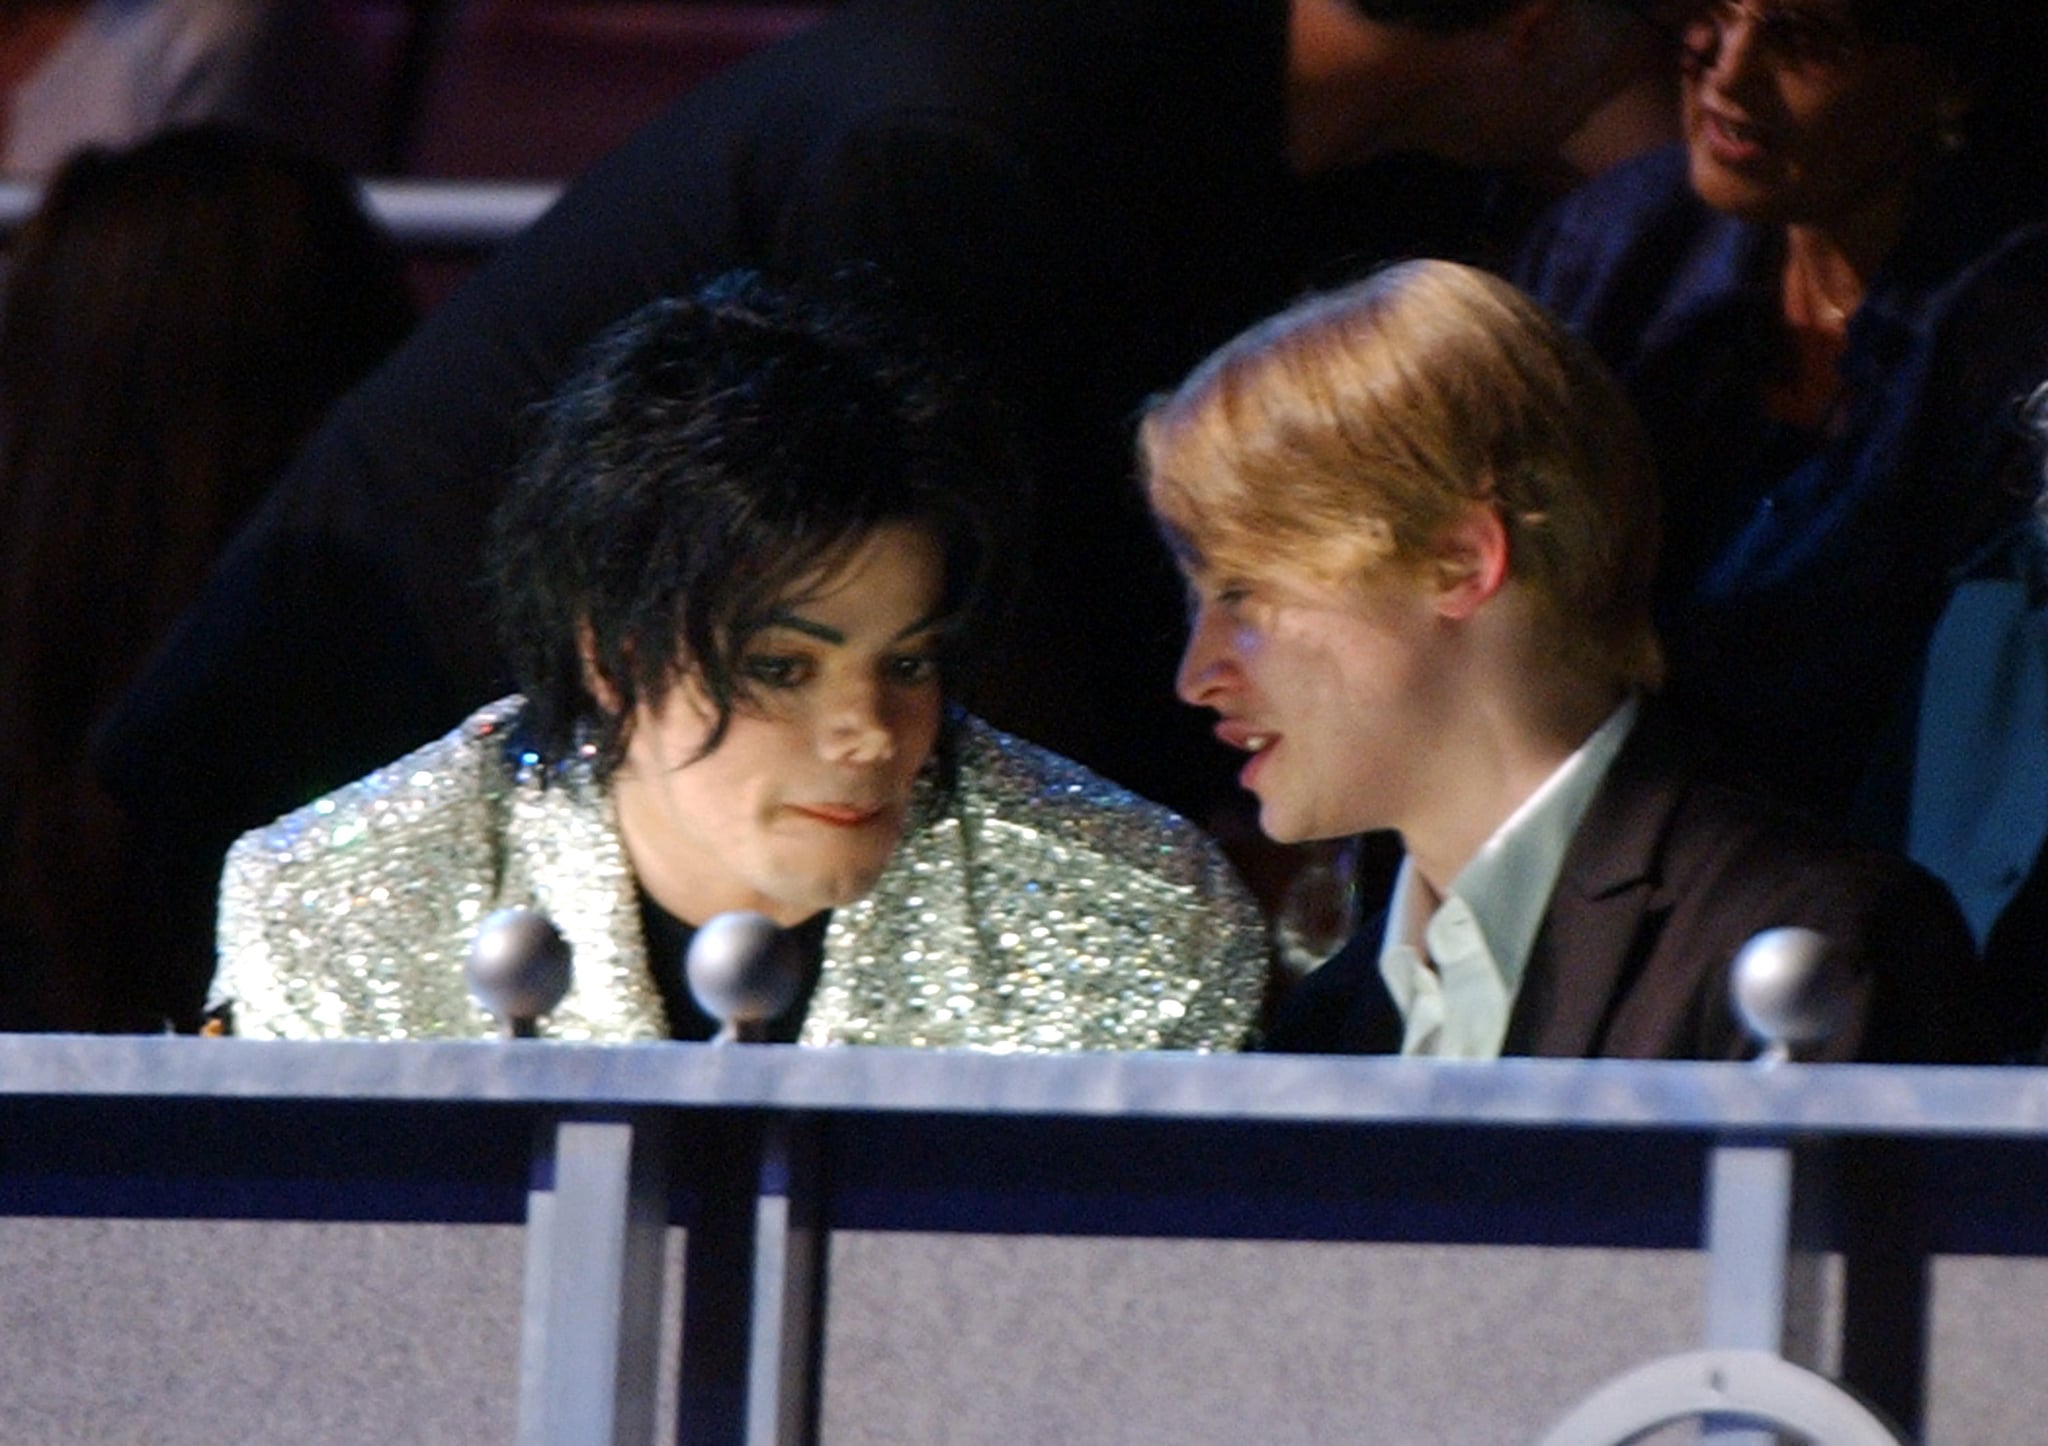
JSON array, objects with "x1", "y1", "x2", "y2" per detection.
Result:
[
  {"x1": 1429, "y1": 502, "x2": 1510, "y2": 621},
  {"x1": 576, "y1": 620, "x2": 624, "y2": 715}
]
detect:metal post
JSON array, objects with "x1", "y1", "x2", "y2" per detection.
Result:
[
  {"x1": 1701, "y1": 1140, "x2": 1824, "y2": 1445},
  {"x1": 520, "y1": 1113, "x2": 674, "y2": 1446},
  {"x1": 747, "y1": 1113, "x2": 824, "y2": 1445}
]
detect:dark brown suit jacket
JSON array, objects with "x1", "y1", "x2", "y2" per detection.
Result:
[{"x1": 1266, "y1": 709, "x2": 1988, "y2": 1062}]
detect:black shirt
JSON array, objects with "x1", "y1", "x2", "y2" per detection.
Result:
[{"x1": 636, "y1": 890, "x2": 827, "y2": 1042}]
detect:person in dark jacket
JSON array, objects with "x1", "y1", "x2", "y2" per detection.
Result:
[
  {"x1": 0, "y1": 125, "x2": 414, "y2": 1030},
  {"x1": 1140, "y1": 259, "x2": 1984, "y2": 1061},
  {"x1": 1518, "y1": 0, "x2": 2048, "y2": 826}
]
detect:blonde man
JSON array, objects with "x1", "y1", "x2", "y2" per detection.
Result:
[{"x1": 1141, "y1": 258, "x2": 1984, "y2": 1061}]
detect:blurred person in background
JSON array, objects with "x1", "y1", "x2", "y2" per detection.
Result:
[
  {"x1": 0, "y1": 0, "x2": 381, "y2": 175},
  {"x1": 1520, "y1": 0, "x2": 2048, "y2": 832},
  {"x1": 0, "y1": 124, "x2": 415, "y2": 1030},
  {"x1": 1874, "y1": 385, "x2": 2048, "y2": 1059}
]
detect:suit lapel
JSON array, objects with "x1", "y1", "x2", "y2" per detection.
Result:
[
  {"x1": 1504, "y1": 713, "x2": 1690, "y2": 1056},
  {"x1": 1340, "y1": 913, "x2": 1408, "y2": 1054},
  {"x1": 503, "y1": 756, "x2": 670, "y2": 1040}
]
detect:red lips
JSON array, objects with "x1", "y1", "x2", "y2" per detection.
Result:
[{"x1": 789, "y1": 803, "x2": 886, "y2": 828}]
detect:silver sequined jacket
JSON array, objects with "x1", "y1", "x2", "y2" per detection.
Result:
[{"x1": 215, "y1": 697, "x2": 1268, "y2": 1049}]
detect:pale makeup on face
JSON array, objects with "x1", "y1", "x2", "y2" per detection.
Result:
[{"x1": 608, "y1": 522, "x2": 948, "y2": 928}]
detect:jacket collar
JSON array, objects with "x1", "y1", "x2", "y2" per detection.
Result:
[{"x1": 1502, "y1": 707, "x2": 1695, "y2": 1056}]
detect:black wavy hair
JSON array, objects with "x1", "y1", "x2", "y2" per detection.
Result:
[{"x1": 487, "y1": 269, "x2": 1023, "y2": 778}]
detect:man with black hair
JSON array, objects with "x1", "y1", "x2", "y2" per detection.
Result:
[
  {"x1": 103, "y1": 0, "x2": 1681, "y2": 1026},
  {"x1": 211, "y1": 273, "x2": 1268, "y2": 1046}
]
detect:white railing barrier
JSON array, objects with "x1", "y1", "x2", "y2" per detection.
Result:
[{"x1": 0, "y1": 176, "x2": 562, "y2": 248}]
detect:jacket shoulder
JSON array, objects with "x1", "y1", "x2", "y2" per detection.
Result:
[
  {"x1": 213, "y1": 698, "x2": 523, "y2": 1037},
  {"x1": 816, "y1": 715, "x2": 1270, "y2": 1052},
  {"x1": 1595, "y1": 738, "x2": 1983, "y2": 1061},
  {"x1": 952, "y1": 716, "x2": 1231, "y2": 880},
  {"x1": 1516, "y1": 145, "x2": 1741, "y2": 354},
  {"x1": 1518, "y1": 148, "x2": 1699, "y2": 286}
]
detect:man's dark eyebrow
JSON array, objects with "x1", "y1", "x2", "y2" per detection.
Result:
[
  {"x1": 759, "y1": 607, "x2": 951, "y2": 646},
  {"x1": 761, "y1": 609, "x2": 845, "y2": 645}
]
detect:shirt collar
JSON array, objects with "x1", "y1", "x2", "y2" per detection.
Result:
[
  {"x1": 1453, "y1": 693, "x2": 1639, "y2": 987},
  {"x1": 1377, "y1": 694, "x2": 1640, "y2": 1056}
]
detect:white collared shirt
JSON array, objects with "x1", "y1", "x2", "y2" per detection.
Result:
[{"x1": 1377, "y1": 696, "x2": 1640, "y2": 1059}]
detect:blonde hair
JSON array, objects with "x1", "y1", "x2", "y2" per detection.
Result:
[{"x1": 1139, "y1": 259, "x2": 1663, "y2": 689}]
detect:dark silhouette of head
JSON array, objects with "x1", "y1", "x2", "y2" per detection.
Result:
[{"x1": 0, "y1": 123, "x2": 416, "y2": 1029}]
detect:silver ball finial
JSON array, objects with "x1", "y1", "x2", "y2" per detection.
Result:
[
  {"x1": 1730, "y1": 926, "x2": 1856, "y2": 1064},
  {"x1": 686, "y1": 910, "x2": 800, "y2": 1043},
  {"x1": 467, "y1": 906, "x2": 573, "y2": 1037}
]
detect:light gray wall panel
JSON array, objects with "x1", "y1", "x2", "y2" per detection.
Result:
[{"x1": 818, "y1": 1235, "x2": 1701, "y2": 1445}]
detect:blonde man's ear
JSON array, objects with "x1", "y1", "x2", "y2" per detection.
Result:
[{"x1": 1428, "y1": 502, "x2": 1511, "y2": 620}]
